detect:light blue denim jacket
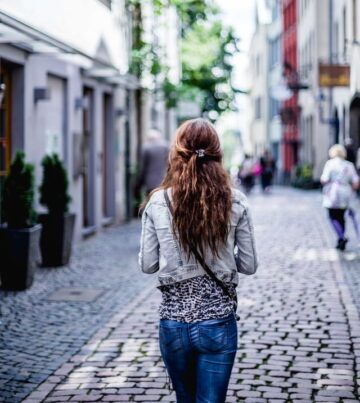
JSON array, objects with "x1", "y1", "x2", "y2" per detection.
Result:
[{"x1": 139, "y1": 188, "x2": 258, "y2": 287}]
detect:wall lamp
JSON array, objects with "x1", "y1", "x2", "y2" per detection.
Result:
[{"x1": 34, "y1": 87, "x2": 51, "y2": 103}]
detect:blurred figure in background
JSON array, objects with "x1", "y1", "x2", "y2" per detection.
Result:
[
  {"x1": 345, "y1": 138, "x2": 360, "y2": 241},
  {"x1": 137, "y1": 129, "x2": 169, "y2": 195},
  {"x1": 345, "y1": 138, "x2": 357, "y2": 165},
  {"x1": 260, "y1": 150, "x2": 276, "y2": 192},
  {"x1": 320, "y1": 144, "x2": 359, "y2": 251},
  {"x1": 238, "y1": 154, "x2": 255, "y2": 194}
]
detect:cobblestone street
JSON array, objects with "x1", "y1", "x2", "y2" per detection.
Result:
[{"x1": 2, "y1": 187, "x2": 360, "y2": 402}]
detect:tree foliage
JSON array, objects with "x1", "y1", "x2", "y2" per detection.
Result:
[
  {"x1": 127, "y1": 0, "x2": 240, "y2": 120},
  {"x1": 180, "y1": 20, "x2": 239, "y2": 119}
]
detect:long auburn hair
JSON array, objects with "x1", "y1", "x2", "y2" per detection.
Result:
[{"x1": 160, "y1": 118, "x2": 232, "y2": 260}]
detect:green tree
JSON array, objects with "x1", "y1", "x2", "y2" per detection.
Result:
[
  {"x1": 126, "y1": 0, "x2": 240, "y2": 120},
  {"x1": 180, "y1": 19, "x2": 240, "y2": 120}
]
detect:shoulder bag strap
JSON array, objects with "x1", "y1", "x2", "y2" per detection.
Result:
[{"x1": 163, "y1": 189, "x2": 238, "y2": 311}]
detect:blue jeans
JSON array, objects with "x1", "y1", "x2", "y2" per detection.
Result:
[{"x1": 159, "y1": 314, "x2": 237, "y2": 403}]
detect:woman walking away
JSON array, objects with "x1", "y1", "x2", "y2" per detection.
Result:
[
  {"x1": 139, "y1": 118, "x2": 258, "y2": 403},
  {"x1": 321, "y1": 144, "x2": 359, "y2": 251}
]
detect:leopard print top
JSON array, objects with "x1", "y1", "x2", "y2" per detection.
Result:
[{"x1": 159, "y1": 275, "x2": 236, "y2": 323}]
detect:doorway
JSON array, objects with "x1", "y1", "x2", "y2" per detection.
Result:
[
  {"x1": 102, "y1": 93, "x2": 114, "y2": 219},
  {"x1": 349, "y1": 95, "x2": 360, "y2": 152},
  {"x1": 45, "y1": 75, "x2": 67, "y2": 161},
  {"x1": 0, "y1": 62, "x2": 12, "y2": 223},
  {"x1": 82, "y1": 87, "x2": 95, "y2": 229}
]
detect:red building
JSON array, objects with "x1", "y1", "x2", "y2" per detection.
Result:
[{"x1": 281, "y1": 0, "x2": 300, "y2": 182}]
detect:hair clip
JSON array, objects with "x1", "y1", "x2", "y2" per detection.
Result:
[{"x1": 195, "y1": 149, "x2": 205, "y2": 158}]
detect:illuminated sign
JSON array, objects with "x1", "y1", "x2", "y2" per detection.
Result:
[{"x1": 318, "y1": 64, "x2": 350, "y2": 87}]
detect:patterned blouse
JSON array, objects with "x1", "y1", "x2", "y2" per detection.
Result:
[{"x1": 159, "y1": 275, "x2": 236, "y2": 323}]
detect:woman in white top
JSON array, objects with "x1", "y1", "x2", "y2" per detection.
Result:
[{"x1": 320, "y1": 144, "x2": 359, "y2": 250}]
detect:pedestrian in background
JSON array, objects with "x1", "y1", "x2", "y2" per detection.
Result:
[
  {"x1": 320, "y1": 144, "x2": 359, "y2": 251},
  {"x1": 238, "y1": 154, "x2": 255, "y2": 194},
  {"x1": 136, "y1": 129, "x2": 169, "y2": 195},
  {"x1": 139, "y1": 118, "x2": 258, "y2": 403},
  {"x1": 345, "y1": 138, "x2": 357, "y2": 165},
  {"x1": 260, "y1": 150, "x2": 276, "y2": 192},
  {"x1": 345, "y1": 139, "x2": 360, "y2": 241}
]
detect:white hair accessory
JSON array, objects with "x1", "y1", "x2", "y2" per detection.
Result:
[{"x1": 195, "y1": 149, "x2": 205, "y2": 158}]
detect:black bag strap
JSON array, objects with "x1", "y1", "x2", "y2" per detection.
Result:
[{"x1": 163, "y1": 189, "x2": 238, "y2": 312}]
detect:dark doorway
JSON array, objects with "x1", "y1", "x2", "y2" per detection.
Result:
[
  {"x1": 124, "y1": 90, "x2": 132, "y2": 220},
  {"x1": 349, "y1": 95, "x2": 360, "y2": 152},
  {"x1": 0, "y1": 63, "x2": 11, "y2": 179},
  {"x1": 0, "y1": 62, "x2": 12, "y2": 224},
  {"x1": 102, "y1": 93, "x2": 114, "y2": 219},
  {"x1": 333, "y1": 108, "x2": 340, "y2": 144},
  {"x1": 82, "y1": 87, "x2": 95, "y2": 229}
]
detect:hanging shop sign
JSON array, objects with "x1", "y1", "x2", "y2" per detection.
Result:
[{"x1": 318, "y1": 63, "x2": 350, "y2": 87}]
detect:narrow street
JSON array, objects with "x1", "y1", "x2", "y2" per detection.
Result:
[{"x1": 2, "y1": 187, "x2": 360, "y2": 403}]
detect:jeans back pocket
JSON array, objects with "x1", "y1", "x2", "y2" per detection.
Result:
[
  {"x1": 199, "y1": 323, "x2": 228, "y2": 352},
  {"x1": 159, "y1": 326, "x2": 183, "y2": 353}
]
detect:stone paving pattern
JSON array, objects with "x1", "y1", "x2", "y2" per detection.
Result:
[
  {"x1": 0, "y1": 222, "x2": 154, "y2": 403},
  {"x1": 2, "y1": 187, "x2": 360, "y2": 402}
]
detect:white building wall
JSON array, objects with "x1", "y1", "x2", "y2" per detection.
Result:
[
  {"x1": 249, "y1": 23, "x2": 269, "y2": 155},
  {"x1": 0, "y1": 0, "x2": 128, "y2": 73},
  {"x1": 298, "y1": 0, "x2": 331, "y2": 179},
  {"x1": 332, "y1": 0, "x2": 360, "y2": 148},
  {"x1": 267, "y1": 0, "x2": 283, "y2": 173},
  {"x1": 0, "y1": 0, "x2": 132, "y2": 241}
]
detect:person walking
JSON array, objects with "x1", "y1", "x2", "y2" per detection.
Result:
[
  {"x1": 320, "y1": 144, "x2": 359, "y2": 251},
  {"x1": 345, "y1": 140, "x2": 360, "y2": 242},
  {"x1": 136, "y1": 129, "x2": 169, "y2": 195},
  {"x1": 238, "y1": 154, "x2": 255, "y2": 194},
  {"x1": 139, "y1": 118, "x2": 258, "y2": 403},
  {"x1": 260, "y1": 150, "x2": 276, "y2": 192}
]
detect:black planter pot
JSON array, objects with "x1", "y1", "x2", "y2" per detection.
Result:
[
  {"x1": 0, "y1": 224, "x2": 42, "y2": 291},
  {"x1": 39, "y1": 213, "x2": 76, "y2": 267}
]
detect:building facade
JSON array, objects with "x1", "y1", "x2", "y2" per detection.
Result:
[
  {"x1": 268, "y1": 0, "x2": 283, "y2": 177},
  {"x1": 297, "y1": 0, "x2": 360, "y2": 179},
  {"x1": 281, "y1": 0, "x2": 300, "y2": 182},
  {"x1": 0, "y1": 0, "x2": 179, "y2": 241},
  {"x1": 331, "y1": 0, "x2": 360, "y2": 157},
  {"x1": 249, "y1": 6, "x2": 270, "y2": 156}
]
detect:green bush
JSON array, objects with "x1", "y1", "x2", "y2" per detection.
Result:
[
  {"x1": 292, "y1": 163, "x2": 315, "y2": 189},
  {"x1": 39, "y1": 154, "x2": 71, "y2": 215},
  {"x1": 1, "y1": 152, "x2": 37, "y2": 228}
]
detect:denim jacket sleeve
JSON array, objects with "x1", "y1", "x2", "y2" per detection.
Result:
[
  {"x1": 138, "y1": 202, "x2": 160, "y2": 274},
  {"x1": 235, "y1": 201, "x2": 258, "y2": 275}
]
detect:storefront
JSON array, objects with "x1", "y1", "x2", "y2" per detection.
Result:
[{"x1": 0, "y1": 10, "x2": 137, "y2": 240}]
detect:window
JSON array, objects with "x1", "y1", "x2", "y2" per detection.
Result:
[
  {"x1": 271, "y1": 1, "x2": 280, "y2": 21},
  {"x1": 97, "y1": 0, "x2": 112, "y2": 9},
  {"x1": 353, "y1": 0, "x2": 358, "y2": 41},
  {"x1": 269, "y1": 35, "x2": 281, "y2": 67},
  {"x1": 256, "y1": 55, "x2": 261, "y2": 76},
  {"x1": 334, "y1": 22, "x2": 339, "y2": 61},
  {"x1": 270, "y1": 98, "x2": 280, "y2": 119},
  {"x1": 255, "y1": 97, "x2": 262, "y2": 120},
  {"x1": 343, "y1": 6, "x2": 347, "y2": 54}
]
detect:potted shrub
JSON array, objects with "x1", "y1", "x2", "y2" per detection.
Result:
[
  {"x1": 291, "y1": 163, "x2": 316, "y2": 190},
  {"x1": 0, "y1": 152, "x2": 41, "y2": 290},
  {"x1": 38, "y1": 154, "x2": 75, "y2": 267}
]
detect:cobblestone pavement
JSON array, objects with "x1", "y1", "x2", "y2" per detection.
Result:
[
  {"x1": 3, "y1": 187, "x2": 360, "y2": 403},
  {"x1": 0, "y1": 222, "x2": 154, "y2": 403}
]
